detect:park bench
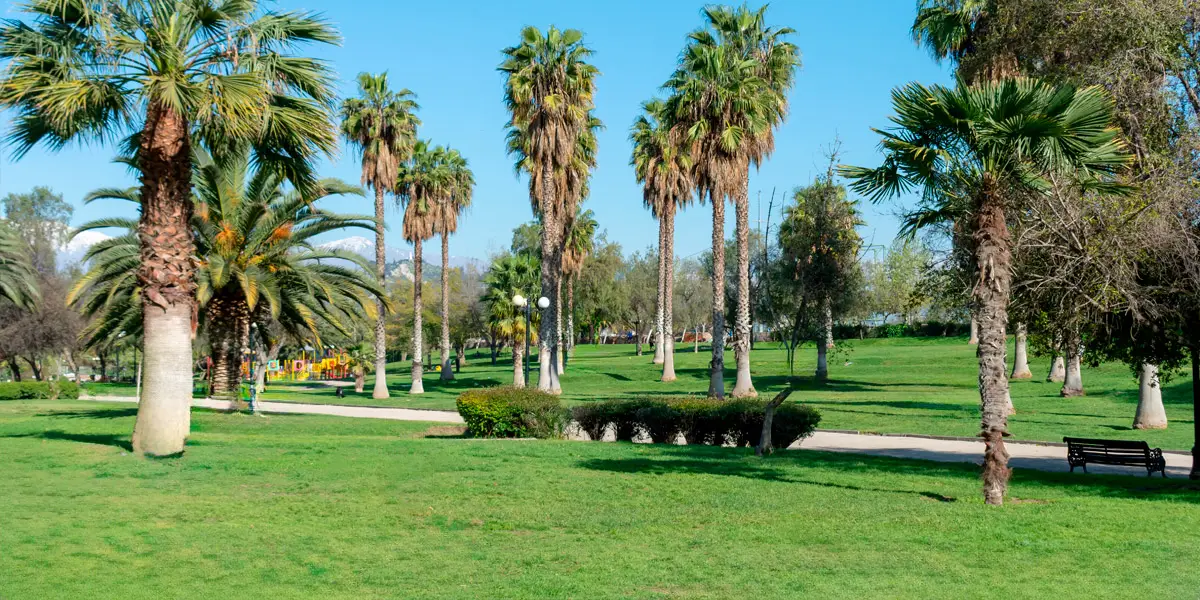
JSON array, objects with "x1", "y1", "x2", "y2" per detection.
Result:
[{"x1": 1064, "y1": 437, "x2": 1167, "y2": 477}]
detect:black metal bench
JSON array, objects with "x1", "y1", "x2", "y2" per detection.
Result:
[{"x1": 1064, "y1": 437, "x2": 1167, "y2": 477}]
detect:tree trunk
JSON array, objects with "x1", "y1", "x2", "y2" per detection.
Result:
[
  {"x1": 256, "y1": 341, "x2": 279, "y2": 394},
  {"x1": 132, "y1": 102, "x2": 195, "y2": 457},
  {"x1": 731, "y1": 175, "x2": 755, "y2": 398},
  {"x1": 635, "y1": 325, "x2": 643, "y2": 356},
  {"x1": 556, "y1": 272, "x2": 565, "y2": 375},
  {"x1": 372, "y1": 185, "x2": 390, "y2": 399},
  {"x1": 1061, "y1": 335, "x2": 1084, "y2": 397},
  {"x1": 662, "y1": 207, "x2": 677, "y2": 382},
  {"x1": 1190, "y1": 344, "x2": 1198, "y2": 480},
  {"x1": 1133, "y1": 363, "x2": 1168, "y2": 430},
  {"x1": 1047, "y1": 356, "x2": 1066, "y2": 382},
  {"x1": 709, "y1": 191, "x2": 727, "y2": 399},
  {"x1": 207, "y1": 291, "x2": 250, "y2": 397},
  {"x1": 694, "y1": 326, "x2": 700, "y2": 353},
  {"x1": 490, "y1": 334, "x2": 498, "y2": 366},
  {"x1": 24, "y1": 356, "x2": 41, "y2": 381},
  {"x1": 513, "y1": 337, "x2": 526, "y2": 387},
  {"x1": 816, "y1": 295, "x2": 831, "y2": 381},
  {"x1": 824, "y1": 300, "x2": 834, "y2": 349},
  {"x1": 440, "y1": 232, "x2": 454, "y2": 381},
  {"x1": 756, "y1": 389, "x2": 793, "y2": 457},
  {"x1": 354, "y1": 368, "x2": 365, "y2": 393},
  {"x1": 653, "y1": 217, "x2": 666, "y2": 365},
  {"x1": 968, "y1": 317, "x2": 979, "y2": 345},
  {"x1": 536, "y1": 161, "x2": 562, "y2": 394},
  {"x1": 97, "y1": 352, "x2": 107, "y2": 382},
  {"x1": 1010, "y1": 323, "x2": 1032, "y2": 379},
  {"x1": 972, "y1": 188, "x2": 1012, "y2": 506},
  {"x1": 411, "y1": 239, "x2": 425, "y2": 394},
  {"x1": 6, "y1": 357, "x2": 20, "y2": 382},
  {"x1": 567, "y1": 275, "x2": 576, "y2": 363},
  {"x1": 64, "y1": 350, "x2": 79, "y2": 382}
]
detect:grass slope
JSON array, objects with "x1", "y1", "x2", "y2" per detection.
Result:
[{"x1": 2, "y1": 400, "x2": 1198, "y2": 599}]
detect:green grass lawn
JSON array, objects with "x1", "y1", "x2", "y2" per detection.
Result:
[
  {"x1": 234, "y1": 337, "x2": 1195, "y2": 451},
  {"x1": 2, "y1": 399, "x2": 1198, "y2": 599}
]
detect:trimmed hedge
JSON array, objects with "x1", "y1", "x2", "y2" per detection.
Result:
[
  {"x1": 0, "y1": 381, "x2": 80, "y2": 400},
  {"x1": 456, "y1": 386, "x2": 569, "y2": 439},
  {"x1": 572, "y1": 397, "x2": 820, "y2": 449}
]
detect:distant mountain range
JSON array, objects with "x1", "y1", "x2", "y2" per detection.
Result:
[{"x1": 57, "y1": 232, "x2": 483, "y2": 283}]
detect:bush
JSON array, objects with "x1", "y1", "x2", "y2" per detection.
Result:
[
  {"x1": 570, "y1": 397, "x2": 821, "y2": 449},
  {"x1": 456, "y1": 386, "x2": 568, "y2": 439},
  {"x1": 0, "y1": 381, "x2": 79, "y2": 400}
]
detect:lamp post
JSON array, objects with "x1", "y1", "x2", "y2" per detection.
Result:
[{"x1": 512, "y1": 294, "x2": 550, "y2": 388}]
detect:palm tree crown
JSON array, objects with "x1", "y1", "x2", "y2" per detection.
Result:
[
  {"x1": 340, "y1": 72, "x2": 421, "y2": 194},
  {"x1": 0, "y1": 223, "x2": 38, "y2": 308}
]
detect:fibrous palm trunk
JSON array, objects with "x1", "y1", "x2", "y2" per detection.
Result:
[
  {"x1": 536, "y1": 163, "x2": 562, "y2": 394},
  {"x1": 1134, "y1": 363, "x2": 1168, "y2": 429},
  {"x1": 1010, "y1": 323, "x2": 1032, "y2": 379},
  {"x1": 653, "y1": 217, "x2": 666, "y2": 365},
  {"x1": 411, "y1": 239, "x2": 425, "y2": 394},
  {"x1": 708, "y1": 192, "x2": 726, "y2": 399},
  {"x1": 513, "y1": 337, "x2": 525, "y2": 387},
  {"x1": 825, "y1": 301, "x2": 834, "y2": 349},
  {"x1": 440, "y1": 232, "x2": 454, "y2": 382},
  {"x1": 731, "y1": 176, "x2": 755, "y2": 398},
  {"x1": 556, "y1": 274, "x2": 565, "y2": 375},
  {"x1": 968, "y1": 317, "x2": 979, "y2": 345},
  {"x1": 566, "y1": 275, "x2": 576, "y2": 364},
  {"x1": 208, "y1": 291, "x2": 250, "y2": 397},
  {"x1": 372, "y1": 185, "x2": 390, "y2": 399},
  {"x1": 973, "y1": 186, "x2": 1012, "y2": 506},
  {"x1": 662, "y1": 207, "x2": 677, "y2": 383},
  {"x1": 131, "y1": 103, "x2": 196, "y2": 457},
  {"x1": 816, "y1": 294, "x2": 830, "y2": 381}
]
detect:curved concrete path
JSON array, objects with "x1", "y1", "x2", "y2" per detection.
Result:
[{"x1": 82, "y1": 395, "x2": 1192, "y2": 477}]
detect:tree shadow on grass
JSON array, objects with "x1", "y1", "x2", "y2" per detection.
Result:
[
  {"x1": 36, "y1": 407, "x2": 139, "y2": 420},
  {"x1": 2, "y1": 430, "x2": 132, "y2": 452},
  {"x1": 577, "y1": 443, "x2": 1200, "y2": 504}
]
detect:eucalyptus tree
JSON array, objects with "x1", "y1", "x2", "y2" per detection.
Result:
[
  {"x1": 72, "y1": 148, "x2": 385, "y2": 396},
  {"x1": 435, "y1": 149, "x2": 474, "y2": 381},
  {"x1": 396, "y1": 141, "x2": 449, "y2": 394},
  {"x1": 0, "y1": 224, "x2": 37, "y2": 308},
  {"x1": 562, "y1": 209, "x2": 597, "y2": 363},
  {"x1": 632, "y1": 98, "x2": 693, "y2": 382},
  {"x1": 0, "y1": 0, "x2": 339, "y2": 455},
  {"x1": 842, "y1": 79, "x2": 1130, "y2": 505},
  {"x1": 666, "y1": 4, "x2": 799, "y2": 398},
  {"x1": 341, "y1": 72, "x2": 421, "y2": 399},
  {"x1": 501, "y1": 25, "x2": 599, "y2": 394}
]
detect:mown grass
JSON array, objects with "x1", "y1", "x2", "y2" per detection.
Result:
[{"x1": 2, "y1": 399, "x2": 1198, "y2": 599}]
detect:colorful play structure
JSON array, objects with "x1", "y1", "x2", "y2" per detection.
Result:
[{"x1": 239, "y1": 349, "x2": 353, "y2": 382}]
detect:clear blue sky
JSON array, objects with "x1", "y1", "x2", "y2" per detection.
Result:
[{"x1": 0, "y1": 0, "x2": 952, "y2": 262}]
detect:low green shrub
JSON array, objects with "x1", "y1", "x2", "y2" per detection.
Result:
[
  {"x1": 570, "y1": 397, "x2": 821, "y2": 449},
  {"x1": 0, "y1": 381, "x2": 79, "y2": 400},
  {"x1": 456, "y1": 386, "x2": 568, "y2": 439}
]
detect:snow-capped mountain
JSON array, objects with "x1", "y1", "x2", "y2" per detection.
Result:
[
  {"x1": 318, "y1": 236, "x2": 410, "y2": 263},
  {"x1": 58, "y1": 230, "x2": 113, "y2": 266}
]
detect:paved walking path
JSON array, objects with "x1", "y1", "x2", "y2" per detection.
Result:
[{"x1": 82, "y1": 395, "x2": 1192, "y2": 477}]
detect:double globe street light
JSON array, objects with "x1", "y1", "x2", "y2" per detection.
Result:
[{"x1": 512, "y1": 294, "x2": 549, "y2": 387}]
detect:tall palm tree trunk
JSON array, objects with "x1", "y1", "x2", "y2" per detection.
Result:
[
  {"x1": 411, "y1": 239, "x2": 425, "y2": 394},
  {"x1": 513, "y1": 337, "x2": 526, "y2": 387},
  {"x1": 653, "y1": 217, "x2": 666, "y2": 365},
  {"x1": 816, "y1": 294, "x2": 830, "y2": 381},
  {"x1": 537, "y1": 166, "x2": 562, "y2": 394},
  {"x1": 132, "y1": 103, "x2": 196, "y2": 457},
  {"x1": 973, "y1": 186, "x2": 1012, "y2": 506},
  {"x1": 372, "y1": 185, "x2": 390, "y2": 399},
  {"x1": 556, "y1": 273, "x2": 565, "y2": 375},
  {"x1": 207, "y1": 292, "x2": 250, "y2": 397},
  {"x1": 732, "y1": 177, "x2": 756, "y2": 397},
  {"x1": 566, "y1": 274, "x2": 576, "y2": 363},
  {"x1": 440, "y1": 232, "x2": 454, "y2": 381},
  {"x1": 662, "y1": 207, "x2": 677, "y2": 382},
  {"x1": 709, "y1": 191, "x2": 727, "y2": 399}
]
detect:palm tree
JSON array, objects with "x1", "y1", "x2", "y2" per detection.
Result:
[
  {"x1": 435, "y1": 149, "x2": 474, "y2": 382},
  {"x1": 0, "y1": 224, "x2": 37, "y2": 308},
  {"x1": 842, "y1": 79, "x2": 1130, "y2": 505},
  {"x1": 501, "y1": 26, "x2": 600, "y2": 394},
  {"x1": 562, "y1": 208, "x2": 597, "y2": 365},
  {"x1": 911, "y1": 0, "x2": 1013, "y2": 84},
  {"x1": 396, "y1": 141, "x2": 449, "y2": 394},
  {"x1": 482, "y1": 254, "x2": 541, "y2": 387},
  {"x1": 340, "y1": 72, "x2": 421, "y2": 400},
  {"x1": 667, "y1": 4, "x2": 799, "y2": 398},
  {"x1": 72, "y1": 148, "x2": 386, "y2": 397},
  {"x1": 0, "y1": 0, "x2": 339, "y2": 455},
  {"x1": 632, "y1": 99, "x2": 694, "y2": 383}
]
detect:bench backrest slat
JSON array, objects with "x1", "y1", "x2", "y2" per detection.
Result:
[{"x1": 1063, "y1": 437, "x2": 1150, "y2": 451}]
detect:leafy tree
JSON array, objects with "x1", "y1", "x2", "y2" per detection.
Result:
[
  {"x1": 574, "y1": 236, "x2": 626, "y2": 345},
  {"x1": 501, "y1": 25, "x2": 600, "y2": 394},
  {"x1": 673, "y1": 258, "x2": 712, "y2": 353},
  {"x1": 1, "y1": 187, "x2": 72, "y2": 273},
  {"x1": 0, "y1": 0, "x2": 340, "y2": 455},
  {"x1": 666, "y1": 4, "x2": 800, "y2": 398},
  {"x1": 623, "y1": 248, "x2": 660, "y2": 356},
  {"x1": 843, "y1": 78, "x2": 1130, "y2": 505},
  {"x1": 73, "y1": 147, "x2": 384, "y2": 396},
  {"x1": 510, "y1": 221, "x2": 542, "y2": 259},
  {"x1": 341, "y1": 71, "x2": 421, "y2": 399},
  {"x1": 864, "y1": 238, "x2": 930, "y2": 326},
  {"x1": 482, "y1": 254, "x2": 540, "y2": 387}
]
